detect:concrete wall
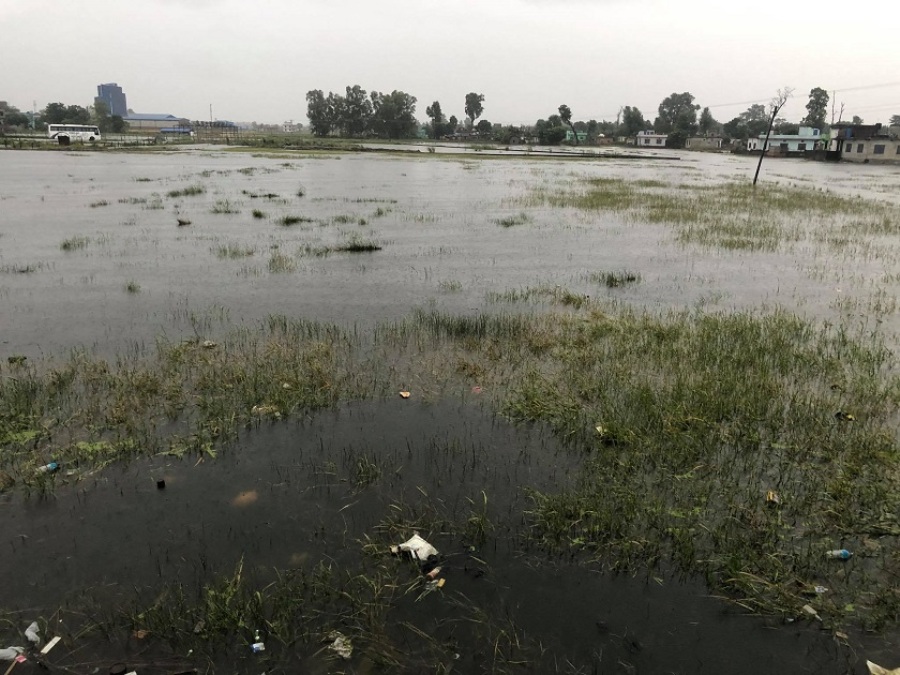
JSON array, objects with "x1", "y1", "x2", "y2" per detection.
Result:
[
  {"x1": 841, "y1": 139, "x2": 900, "y2": 163},
  {"x1": 685, "y1": 137, "x2": 723, "y2": 150}
]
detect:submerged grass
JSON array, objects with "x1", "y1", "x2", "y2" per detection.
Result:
[
  {"x1": 167, "y1": 185, "x2": 206, "y2": 198},
  {"x1": 2, "y1": 295, "x2": 900, "y2": 635},
  {"x1": 523, "y1": 178, "x2": 900, "y2": 253},
  {"x1": 60, "y1": 236, "x2": 89, "y2": 251}
]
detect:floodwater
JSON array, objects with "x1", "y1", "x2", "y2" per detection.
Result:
[
  {"x1": 2, "y1": 146, "x2": 899, "y2": 358},
  {"x1": 2, "y1": 146, "x2": 900, "y2": 673}
]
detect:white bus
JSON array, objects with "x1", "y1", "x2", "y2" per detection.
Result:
[{"x1": 47, "y1": 124, "x2": 101, "y2": 142}]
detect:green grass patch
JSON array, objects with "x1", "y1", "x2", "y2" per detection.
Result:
[
  {"x1": 60, "y1": 236, "x2": 89, "y2": 251},
  {"x1": 167, "y1": 185, "x2": 206, "y2": 198},
  {"x1": 279, "y1": 215, "x2": 314, "y2": 226}
]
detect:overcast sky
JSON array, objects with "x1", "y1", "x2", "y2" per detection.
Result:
[{"x1": 3, "y1": 0, "x2": 899, "y2": 127}]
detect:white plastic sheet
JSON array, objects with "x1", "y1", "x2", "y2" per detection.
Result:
[
  {"x1": 391, "y1": 533, "x2": 438, "y2": 561},
  {"x1": 0, "y1": 646, "x2": 23, "y2": 661}
]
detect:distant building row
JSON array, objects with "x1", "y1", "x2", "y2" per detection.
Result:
[{"x1": 638, "y1": 125, "x2": 900, "y2": 164}]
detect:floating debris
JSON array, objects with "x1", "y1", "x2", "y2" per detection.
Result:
[
  {"x1": 834, "y1": 411, "x2": 856, "y2": 422},
  {"x1": 232, "y1": 490, "x2": 258, "y2": 507},
  {"x1": 399, "y1": 390, "x2": 411, "y2": 399},
  {"x1": 327, "y1": 631, "x2": 352, "y2": 660},
  {"x1": 251, "y1": 404, "x2": 281, "y2": 418},
  {"x1": 201, "y1": 340, "x2": 217, "y2": 349},
  {"x1": 765, "y1": 490, "x2": 781, "y2": 505},
  {"x1": 40, "y1": 636, "x2": 61, "y2": 655},
  {"x1": 391, "y1": 533, "x2": 438, "y2": 561},
  {"x1": 825, "y1": 549, "x2": 853, "y2": 560}
]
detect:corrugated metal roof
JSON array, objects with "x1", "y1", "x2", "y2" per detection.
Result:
[{"x1": 123, "y1": 113, "x2": 184, "y2": 121}]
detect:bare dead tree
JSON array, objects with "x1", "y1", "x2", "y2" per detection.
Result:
[{"x1": 753, "y1": 87, "x2": 794, "y2": 187}]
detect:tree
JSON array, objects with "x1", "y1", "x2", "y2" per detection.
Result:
[
  {"x1": 851, "y1": 115, "x2": 863, "y2": 125},
  {"x1": 558, "y1": 104, "x2": 577, "y2": 144},
  {"x1": 534, "y1": 117, "x2": 566, "y2": 145},
  {"x1": 41, "y1": 102, "x2": 90, "y2": 126},
  {"x1": 306, "y1": 90, "x2": 334, "y2": 137},
  {"x1": 369, "y1": 90, "x2": 418, "y2": 139},
  {"x1": 0, "y1": 102, "x2": 29, "y2": 129},
  {"x1": 620, "y1": 106, "x2": 645, "y2": 137},
  {"x1": 92, "y1": 100, "x2": 112, "y2": 133},
  {"x1": 464, "y1": 92, "x2": 484, "y2": 128},
  {"x1": 802, "y1": 87, "x2": 829, "y2": 129},
  {"x1": 654, "y1": 92, "x2": 699, "y2": 135},
  {"x1": 891, "y1": 114, "x2": 900, "y2": 126},
  {"x1": 723, "y1": 104, "x2": 770, "y2": 141},
  {"x1": 340, "y1": 85, "x2": 372, "y2": 137},
  {"x1": 447, "y1": 115, "x2": 458, "y2": 135},
  {"x1": 425, "y1": 101, "x2": 444, "y2": 139},
  {"x1": 698, "y1": 107, "x2": 718, "y2": 136}
]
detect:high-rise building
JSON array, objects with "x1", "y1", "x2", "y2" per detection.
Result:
[{"x1": 95, "y1": 83, "x2": 127, "y2": 117}]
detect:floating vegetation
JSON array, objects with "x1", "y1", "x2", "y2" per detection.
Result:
[
  {"x1": 167, "y1": 185, "x2": 206, "y2": 198},
  {"x1": 176, "y1": 218, "x2": 192, "y2": 227},
  {"x1": 124, "y1": 280, "x2": 141, "y2": 293},
  {"x1": 252, "y1": 209, "x2": 266, "y2": 219},
  {"x1": 335, "y1": 236, "x2": 382, "y2": 253},
  {"x1": 214, "y1": 243, "x2": 255, "y2": 259},
  {"x1": 438, "y1": 279, "x2": 463, "y2": 292},
  {"x1": 89, "y1": 199, "x2": 109, "y2": 208},
  {"x1": 0, "y1": 262, "x2": 48, "y2": 274},
  {"x1": 495, "y1": 212, "x2": 530, "y2": 227},
  {"x1": 279, "y1": 215, "x2": 314, "y2": 226},
  {"x1": 144, "y1": 195, "x2": 164, "y2": 210},
  {"x1": 268, "y1": 251, "x2": 296, "y2": 272},
  {"x1": 60, "y1": 236, "x2": 89, "y2": 251},
  {"x1": 118, "y1": 197, "x2": 147, "y2": 205},
  {"x1": 593, "y1": 270, "x2": 641, "y2": 287},
  {"x1": 331, "y1": 214, "x2": 358, "y2": 225},
  {"x1": 211, "y1": 199, "x2": 240, "y2": 214}
]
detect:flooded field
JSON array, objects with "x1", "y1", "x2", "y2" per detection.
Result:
[{"x1": 1, "y1": 145, "x2": 900, "y2": 673}]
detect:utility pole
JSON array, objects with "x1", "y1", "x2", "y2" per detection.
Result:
[{"x1": 753, "y1": 87, "x2": 793, "y2": 187}]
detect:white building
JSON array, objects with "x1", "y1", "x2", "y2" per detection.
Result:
[
  {"x1": 747, "y1": 126, "x2": 821, "y2": 153},
  {"x1": 636, "y1": 130, "x2": 668, "y2": 147}
]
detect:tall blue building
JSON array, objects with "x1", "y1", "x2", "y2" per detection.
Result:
[{"x1": 95, "y1": 83, "x2": 127, "y2": 117}]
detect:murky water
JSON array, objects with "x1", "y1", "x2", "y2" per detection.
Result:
[
  {"x1": 2, "y1": 146, "x2": 900, "y2": 672},
  {"x1": 2, "y1": 147, "x2": 899, "y2": 358}
]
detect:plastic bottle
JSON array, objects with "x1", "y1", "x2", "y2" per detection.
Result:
[
  {"x1": 825, "y1": 549, "x2": 852, "y2": 560},
  {"x1": 37, "y1": 462, "x2": 60, "y2": 474}
]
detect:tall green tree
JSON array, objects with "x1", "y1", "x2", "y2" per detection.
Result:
[
  {"x1": 620, "y1": 106, "x2": 645, "y2": 137},
  {"x1": 802, "y1": 87, "x2": 829, "y2": 128},
  {"x1": 0, "y1": 102, "x2": 29, "y2": 128},
  {"x1": 369, "y1": 90, "x2": 418, "y2": 139},
  {"x1": 534, "y1": 116, "x2": 566, "y2": 145},
  {"x1": 425, "y1": 101, "x2": 444, "y2": 139},
  {"x1": 723, "y1": 104, "x2": 769, "y2": 141},
  {"x1": 558, "y1": 104, "x2": 577, "y2": 144},
  {"x1": 42, "y1": 102, "x2": 91, "y2": 125},
  {"x1": 698, "y1": 106, "x2": 718, "y2": 136},
  {"x1": 340, "y1": 85, "x2": 372, "y2": 137},
  {"x1": 306, "y1": 90, "x2": 334, "y2": 137},
  {"x1": 654, "y1": 92, "x2": 699, "y2": 136},
  {"x1": 891, "y1": 114, "x2": 900, "y2": 126},
  {"x1": 464, "y1": 92, "x2": 484, "y2": 128}
]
